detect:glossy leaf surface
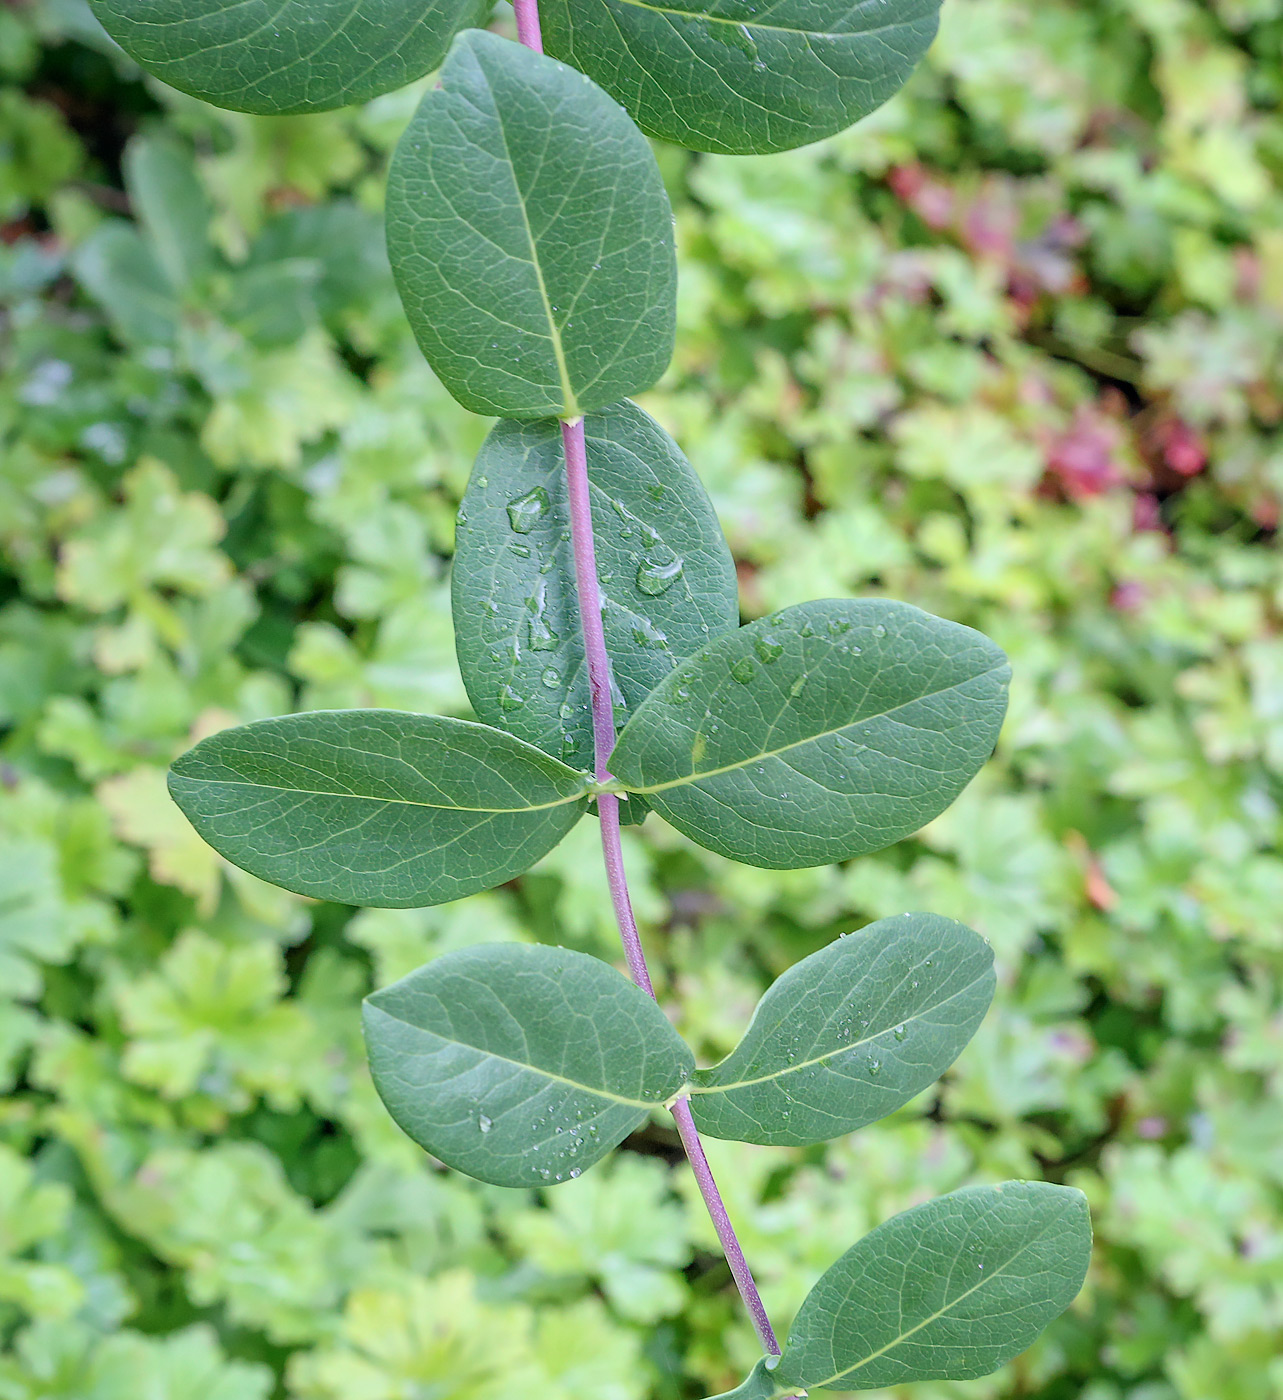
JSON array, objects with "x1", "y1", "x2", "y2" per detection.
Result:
[
  {"x1": 540, "y1": 0, "x2": 941, "y2": 155},
  {"x1": 610, "y1": 599, "x2": 1010, "y2": 868},
  {"x1": 363, "y1": 943, "x2": 694, "y2": 1186},
  {"x1": 713, "y1": 1182, "x2": 1091, "y2": 1397},
  {"x1": 452, "y1": 401, "x2": 739, "y2": 775},
  {"x1": 168, "y1": 710, "x2": 590, "y2": 907},
  {"x1": 386, "y1": 31, "x2": 676, "y2": 418},
  {"x1": 689, "y1": 914, "x2": 994, "y2": 1145},
  {"x1": 88, "y1": 0, "x2": 489, "y2": 114}
]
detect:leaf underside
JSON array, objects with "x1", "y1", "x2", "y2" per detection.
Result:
[
  {"x1": 540, "y1": 0, "x2": 942, "y2": 154},
  {"x1": 452, "y1": 400, "x2": 740, "y2": 777},
  {"x1": 363, "y1": 943, "x2": 694, "y2": 1186},
  {"x1": 88, "y1": 0, "x2": 489, "y2": 114},
  {"x1": 386, "y1": 30, "x2": 677, "y2": 418},
  {"x1": 689, "y1": 913, "x2": 995, "y2": 1145},
  {"x1": 774, "y1": 1182, "x2": 1092, "y2": 1392},
  {"x1": 610, "y1": 598, "x2": 1011, "y2": 869},
  {"x1": 167, "y1": 710, "x2": 590, "y2": 907}
]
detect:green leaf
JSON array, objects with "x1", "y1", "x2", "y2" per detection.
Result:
[
  {"x1": 540, "y1": 0, "x2": 941, "y2": 155},
  {"x1": 123, "y1": 137, "x2": 216, "y2": 293},
  {"x1": 87, "y1": 0, "x2": 490, "y2": 115},
  {"x1": 688, "y1": 913, "x2": 994, "y2": 1145},
  {"x1": 167, "y1": 710, "x2": 591, "y2": 908},
  {"x1": 363, "y1": 943, "x2": 694, "y2": 1186},
  {"x1": 769, "y1": 1182, "x2": 1092, "y2": 1393},
  {"x1": 385, "y1": 31, "x2": 676, "y2": 418},
  {"x1": 705, "y1": 1359, "x2": 779, "y2": 1400},
  {"x1": 452, "y1": 401, "x2": 739, "y2": 776},
  {"x1": 610, "y1": 600, "x2": 1009, "y2": 868},
  {"x1": 73, "y1": 224, "x2": 179, "y2": 347}
]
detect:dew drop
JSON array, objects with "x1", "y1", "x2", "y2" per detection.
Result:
[
  {"x1": 636, "y1": 550, "x2": 684, "y2": 596},
  {"x1": 673, "y1": 684, "x2": 691, "y2": 703},
  {"x1": 632, "y1": 617, "x2": 670, "y2": 649},
  {"x1": 507, "y1": 486, "x2": 550, "y2": 533},
  {"x1": 828, "y1": 618, "x2": 852, "y2": 635},
  {"x1": 541, "y1": 667, "x2": 561, "y2": 688},
  {"x1": 478, "y1": 1114, "x2": 493, "y2": 1133},
  {"x1": 647, "y1": 483, "x2": 665, "y2": 501},
  {"x1": 731, "y1": 657, "x2": 755, "y2": 683},
  {"x1": 754, "y1": 636, "x2": 784, "y2": 664},
  {"x1": 528, "y1": 579, "x2": 560, "y2": 651},
  {"x1": 873, "y1": 623, "x2": 887, "y2": 638},
  {"x1": 499, "y1": 684, "x2": 525, "y2": 711},
  {"x1": 569, "y1": 1167, "x2": 582, "y2": 1178},
  {"x1": 893, "y1": 1024, "x2": 907, "y2": 1042},
  {"x1": 789, "y1": 673, "x2": 808, "y2": 698},
  {"x1": 868, "y1": 1058, "x2": 881, "y2": 1077}
]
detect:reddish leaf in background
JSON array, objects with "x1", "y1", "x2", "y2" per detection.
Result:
[
  {"x1": 1153, "y1": 416, "x2": 1207, "y2": 477},
  {"x1": 1044, "y1": 406, "x2": 1124, "y2": 499},
  {"x1": 1132, "y1": 494, "x2": 1164, "y2": 534},
  {"x1": 887, "y1": 163, "x2": 955, "y2": 230}
]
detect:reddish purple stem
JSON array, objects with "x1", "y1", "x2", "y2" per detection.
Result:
[
  {"x1": 560, "y1": 417, "x2": 785, "y2": 1362},
  {"x1": 512, "y1": 0, "x2": 543, "y2": 51}
]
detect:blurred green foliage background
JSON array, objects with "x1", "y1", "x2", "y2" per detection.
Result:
[{"x1": 2, "y1": 0, "x2": 1282, "y2": 1395}]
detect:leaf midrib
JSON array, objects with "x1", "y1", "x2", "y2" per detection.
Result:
[
  {"x1": 171, "y1": 771, "x2": 591, "y2": 815},
  {"x1": 619, "y1": 661, "x2": 1008, "y2": 796},
  {"x1": 690, "y1": 967, "x2": 989, "y2": 1095},
  {"x1": 609, "y1": 0, "x2": 913, "y2": 41},
  {"x1": 486, "y1": 64, "x2": 579, "y2": 416},
  {"x1": 364, "y1": 1000, "x2": 659, "y2": 1109}
]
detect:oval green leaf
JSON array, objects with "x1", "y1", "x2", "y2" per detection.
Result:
[
  {"x1": 88, "y1": 0, "x2": 489, "y2": 115},
  {"x1": 689, "y1": 913, "x2": 994, "y2": 1145},
  {"x1": 452, "y1": 401, "x2": 739, "y2": 777},
  {"x1": 363, "y1": 943, "x2": 694, "y2": 1186},
  {"x1": 167, "y1": 710, "x2": 590, "y2": 907},
  {"x1": 610, "y1": 599, "x2": 1010, "y2": 868},
  {"x1": 386, "y1": 30, "x2": 677, "y2": 418},
  {"x1": 540, "y1": 0, "x2": 941, "y2": 155},
  {"x1": 770, "y1": 1182, "x2": 1092, "y2": 1392}
]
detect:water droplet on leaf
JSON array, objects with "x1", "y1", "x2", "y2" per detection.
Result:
[
  {"x1": 507, "y1": 486, "x2": 550, "y2": 533},
  {"x1": 636, "y1": 550, "x2": 684, "y2": 596}
]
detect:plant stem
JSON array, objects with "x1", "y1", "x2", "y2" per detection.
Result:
[
  {"x1": 559, "y1": 415, "x2": 785, "y2": 1362},
  {"x1": 512, "y1": 0, "x2": 543, "y2": 52}
]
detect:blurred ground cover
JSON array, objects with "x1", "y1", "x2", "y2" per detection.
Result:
[{"x1": 1, "y1": 0, "x2": 1281, "y2": 1395}]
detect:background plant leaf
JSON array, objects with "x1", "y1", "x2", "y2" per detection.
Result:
[
  {"x1": 689, "y1": 913, "x2": 994, "y2": 1145},
  {"x1": 168, "y1": 711, "x2": 591, "y2": 907},
  {"x1": 385, "y1": 31, "x2": 677, "y2": 418},
  {"x1": 363, "y1": 943, "x2": 694, "y2": 1187},
  {"x1": 610, "y1": 599, "x2": 1010, "y2": 868},
  {"x1": 87, "y1": 0, "x2": 490, "y2": 114},
  {"x1": 540, "y1": 0, "x2": 941, "y2": 155},
  {"x1": 452, "y1": 401, "x2": 739, "y2": 778},
  {"x1": 770, "y1": 1181, "x2": 1091, "y2": 1392}
]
